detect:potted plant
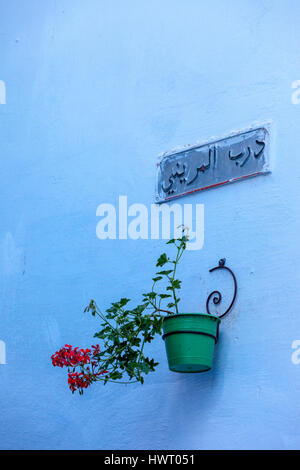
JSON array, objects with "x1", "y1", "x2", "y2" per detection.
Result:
[{"x1": 51, "y1": 228, "x2": 221, "y2": 394}]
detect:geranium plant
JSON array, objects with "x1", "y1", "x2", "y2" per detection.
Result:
[{"x1": 51, "y1": 229, "x2": 188, "y2": 394}]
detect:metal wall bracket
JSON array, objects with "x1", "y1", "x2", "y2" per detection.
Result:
[{"x1": 206, "y1": 258, "x2": 237, "y2": 319}]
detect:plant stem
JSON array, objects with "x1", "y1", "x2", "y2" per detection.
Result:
[
  {"x1": 94, "y1": 301, "x2": 119, "y2": 333},
  {"x1": 147, "y1": 298, "x2": 173, "y2": 316},
  {"x1": 169, "y1": 243, "x2": 182, "y2": 313},
  {"x1": 95, "y1": 378, "x2": 139, "y2": 385}
]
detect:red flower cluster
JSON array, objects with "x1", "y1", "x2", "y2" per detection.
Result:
[
  {"x1": 51, "y1": 344, "x2": 92, "y2": 368},
  {"x1": 51, "y1": 344, "x2": 107, "y2": 393},
  {"x1": 68, "y1": 372, "x2": 93, "y2": 393}
]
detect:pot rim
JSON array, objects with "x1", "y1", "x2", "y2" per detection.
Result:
[{"x1": 163, "y1": 312, "x2": 221, "y2": 323}]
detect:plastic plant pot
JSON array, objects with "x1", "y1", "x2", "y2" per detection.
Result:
[{"x1": 162, "y1": 313, "x2": 221, "y2": 373}]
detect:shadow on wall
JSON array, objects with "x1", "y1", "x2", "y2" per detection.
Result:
[
  {"x1": 79, "y1": 334, "x2": 229, "y2": 450},
  {"x1": 157, "y1": 333, "x2": 229, "y2": 448}
]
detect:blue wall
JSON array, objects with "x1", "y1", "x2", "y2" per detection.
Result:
[{"x1": 1, "y1": 0, "x2": 300, "y2": 450}]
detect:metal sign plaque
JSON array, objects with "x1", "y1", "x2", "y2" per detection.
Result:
[{"x1": 156, "y1": 127, "x2": 270, "y2": 203}]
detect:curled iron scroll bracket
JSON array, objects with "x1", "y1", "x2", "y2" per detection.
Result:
[{"x1": 206, "y1": 258, "x2": 237, "y2": 319}]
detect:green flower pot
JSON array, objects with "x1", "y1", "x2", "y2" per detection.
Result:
[{"x1": 162, "y1": 313, "x2": 221, "y2": 373}]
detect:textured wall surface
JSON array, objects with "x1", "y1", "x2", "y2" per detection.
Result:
[{"x1": 1, "y1": 0, "x2": 300, "y2": 450}]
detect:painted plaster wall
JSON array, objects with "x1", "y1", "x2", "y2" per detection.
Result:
[{"x1": 0, "y1": 0, "x2": 300, "y2": 450}]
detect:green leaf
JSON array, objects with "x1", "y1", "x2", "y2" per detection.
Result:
[
  {"x1": 143, "y1": 292, "x2": 157, "y2": 300},
  {"x1": 167, "y1": 302, "x2": 175, "y2": 308},
  {"x1": 110, "y1": 371, "x2": 123, "y2": 380},
  {"x1": 172, "y1": 279, "x2": 181, "y2": 289},
  {"x1": 158, "y1": 293, "x2": 172, "y2": 299},
  {"x1": 156, "y1": 253, "x2": 168, "y2": 267}
]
